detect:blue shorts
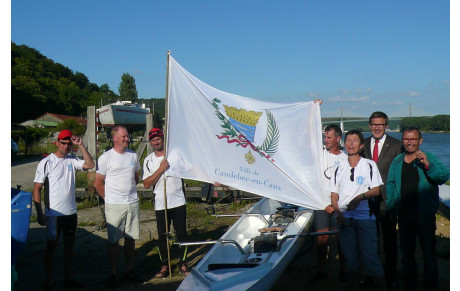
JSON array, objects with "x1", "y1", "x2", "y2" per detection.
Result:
[
  {"x1": 46, "y1": 213, "x2": 77, "y2": 241},
  {"x1": 339, "y1": 218, "x2": 384, "y2": 276}
]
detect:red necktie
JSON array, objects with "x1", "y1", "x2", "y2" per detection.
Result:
[{"x1": 373, "y1": 140, "x2": 379, "y2": 162}]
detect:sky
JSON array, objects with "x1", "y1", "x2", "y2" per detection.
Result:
[{"x1": 10, "y1": 1, "x2": 451, "y2": 118}]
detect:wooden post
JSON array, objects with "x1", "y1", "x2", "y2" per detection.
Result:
[{"x1": 163, "y1": 50, "x2": 172, "y2": 278}]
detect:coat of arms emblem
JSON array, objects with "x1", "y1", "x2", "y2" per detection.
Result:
[{"x1": 212, "y1": 98, "x2": 279, "y2": 164}]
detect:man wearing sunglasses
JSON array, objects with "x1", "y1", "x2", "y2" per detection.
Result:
[
  {"x1": 362, "y1": 111, "x2": 404, "y2": 290},
  {"x1": 386, "y1": 127, "x2": 449, "y2": 291},
  {"x1": 33, "y1": 129, "x2": 95, "y2": 290}
]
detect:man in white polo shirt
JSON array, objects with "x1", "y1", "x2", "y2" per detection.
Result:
[
  {"x1": 142, "y1": 128, "x2": 190, "y2": 278},
  {"x1": 94, "y1": 125, "x2": 142, "y2": 287},
  {"x1": 33, "y1": 129, "x2": 95, "y2": 290}
]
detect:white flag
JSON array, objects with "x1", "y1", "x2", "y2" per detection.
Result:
[{"x1": 166, "y1": 56, "x2": 328, "y2": 209}]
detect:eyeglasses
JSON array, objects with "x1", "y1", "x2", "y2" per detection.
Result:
[
  {"x1": 403, "y1": 138, "x2": 420, "y2": 142},
  {"x1": 370, "y1": 124, "x2": 386, "y2": 128},
  {"x1": 350, "y1": 168, "x2": 355, "y2": 182},
  {"x1": 59, "y1": 141, "x2": 72, "y2": 146}
]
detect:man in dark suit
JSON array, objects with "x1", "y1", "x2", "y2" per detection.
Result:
[{"x1": 362, "y1": 111, "x2": 404, "y2": 290}]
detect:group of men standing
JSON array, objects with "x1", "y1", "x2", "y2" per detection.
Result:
[
  {"x1": 312, "y1": 110, "x2": 449, "y2": 291},
  {"x1": 33, "y1": 126, "x2": 189, "y2": 290},
  {"x1": 32, "y1": 107, "x2": 449, "y2": 290}
]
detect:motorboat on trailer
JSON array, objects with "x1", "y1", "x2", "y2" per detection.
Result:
[{"x1": 177, "y1": 197, "x2": 315, "y2": 291}]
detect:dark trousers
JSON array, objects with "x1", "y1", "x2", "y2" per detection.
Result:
[
  {"x1": 155, "y1": 205, "x2": 187, "y2": 263},
  {"x1": 398, "y1": 215, "x2": 438, "y2": 291},
  {"x1": 377, "y1": 211, "x2": 398, "y2": 281}
]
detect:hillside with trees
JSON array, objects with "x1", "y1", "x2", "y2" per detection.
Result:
[{"x1": 11, "y1": 42, "x2": 165, "y2": 128}]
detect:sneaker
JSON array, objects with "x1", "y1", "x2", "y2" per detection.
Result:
[
  {"x1": 124, "y1": 270, "x2": 143, "y2": 283},
  {"x1": 63, "y1": 279, "x2": 84, "y2": 288},
  {"x1": 311, "y1": 272, "x2": 328, "y2": 283},
  {"x1": 106, "y1": 274, "x2": 120, "y2": 289}
]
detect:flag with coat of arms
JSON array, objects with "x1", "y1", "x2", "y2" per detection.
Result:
[{"x1": 165, "y1": 55, "x2": 328, "y2": 209}]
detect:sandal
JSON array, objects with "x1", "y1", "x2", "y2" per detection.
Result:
[
  {"x1": 179, "y1": 262, "x2": 191, "y2": 276},
  {"x1": 155, "y1": 265, "x2": 168, "y2": 278}
]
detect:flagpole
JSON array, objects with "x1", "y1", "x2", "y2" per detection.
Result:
[{"x1": 163, "y1": 50, "x2": 172, "y2": 278}]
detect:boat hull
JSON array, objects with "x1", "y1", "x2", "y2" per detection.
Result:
[
  {"x1": 178, "y1": 198, "x2": 314, "y2": 290},
  {"x1": 98, "y1": 104, "x2": 149, "y2": 126}
]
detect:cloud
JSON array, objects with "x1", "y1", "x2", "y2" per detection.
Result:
[
  {"x1": 307, "y1": 92, "x2": 318, "y2": 98},
  {"x1": 405, "y1": 91, "x2": 420, "y2": 97},
  {"x1": 132, "y1": 70, "x2": 143, "y2": 75},
  {"x1": 390, "y1": 100, "x2": 404, "y2": 105},
  {"x1": 339, "y1": 88, "x2": 372, "y2": 94},
  {"x1": 328, "y1": 95, "x2": 370, "y2": 102}
]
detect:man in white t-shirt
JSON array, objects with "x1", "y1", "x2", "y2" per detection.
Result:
[
  {"x1": 33, "y1": 129, "x2": 95, "y2": 289},
  {"x1": 94, "y1": 125, "x2": 142, "y2": 287},
  {"x1": 142, "y1": 128, "x2": 189, "y2": 278},
  {"x1": 311, "y1": 124, "x2": 348, "y2": 283}
]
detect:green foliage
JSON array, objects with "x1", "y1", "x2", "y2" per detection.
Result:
[
  {"x1": 400, "y1": 115, "x2": 450, "y2": 132},
  {"x1": 184, "y1": 179, "x2": 203, "y2": 187},
  {"x1": 118, "y1": 73, "x2": 138, "y2": 102},
  {"x1": 77, "y1": 221, "x2": 97, "y2": 226},
  {"x1": 11, "y1": 42, "x2": 120, "y2": 123},
  {"x1": 75, "y1": 171, "x2": 88, "y2": 188},
  {"x1": 13, "y1": 126, "x2": 51, "y2": 154},
  {"x1": 30, "y1": 215, "x2": 37, "y2": 223},
  {"x1": 76, "y1": 199, "x2": 98, "y2": 210},
  {"x1": 138, "y1": 98, "x2": 166, "y2": 128},
  {"x1": 55, "y1": 119, "x2": 86, "y2": 137},
  {"x1": 139, "y1": 200, "x2": 154, "y2": 210}
]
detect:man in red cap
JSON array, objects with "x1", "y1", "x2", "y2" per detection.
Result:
[
  {"x1": 33, "y1": 129, "x2": 95, "y2": 289},
  {"x1": 142, "y1": 128, "x2": 190, "y2": 278}
]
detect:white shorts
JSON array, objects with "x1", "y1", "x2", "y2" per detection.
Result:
[{"x1": 105, "y1": 201, "x2": 140, "y2": 243}]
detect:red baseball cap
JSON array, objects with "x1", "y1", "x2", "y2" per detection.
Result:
[
  {"x1": 149, "y1": 128, "x2": 164, "y2": 140},
  {"x1": 58, "y1": 129, "x2": 73, "y2": 140}
]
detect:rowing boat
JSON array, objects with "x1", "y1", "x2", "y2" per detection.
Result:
[{"x1": 177, "y1": 197, "x2": 314, "y2": 291}]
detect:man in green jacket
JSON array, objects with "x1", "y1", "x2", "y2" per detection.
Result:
[{"x1": 386, "y1": 127, "x2": 449, "y2": 291}]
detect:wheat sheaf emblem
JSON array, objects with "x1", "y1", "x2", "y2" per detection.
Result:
[{"x1": 213, "y1": 98, "x2": 279, "y2": 164}]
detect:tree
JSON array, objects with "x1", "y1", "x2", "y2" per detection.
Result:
[
  {"x1": 118, "y1": 73, "x2": 138, "y2": 102},
  {"x1": 55, "y1": 119, "x2": 85, "y2": 136}
]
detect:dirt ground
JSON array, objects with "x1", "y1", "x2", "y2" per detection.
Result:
[{"x1": 13, "y1": 202, "x2": 450, "y2": 291}]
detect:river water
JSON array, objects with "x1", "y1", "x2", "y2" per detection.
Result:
[{"x1": 362, "y1": 132, "x2": 450, "y2": 170}]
